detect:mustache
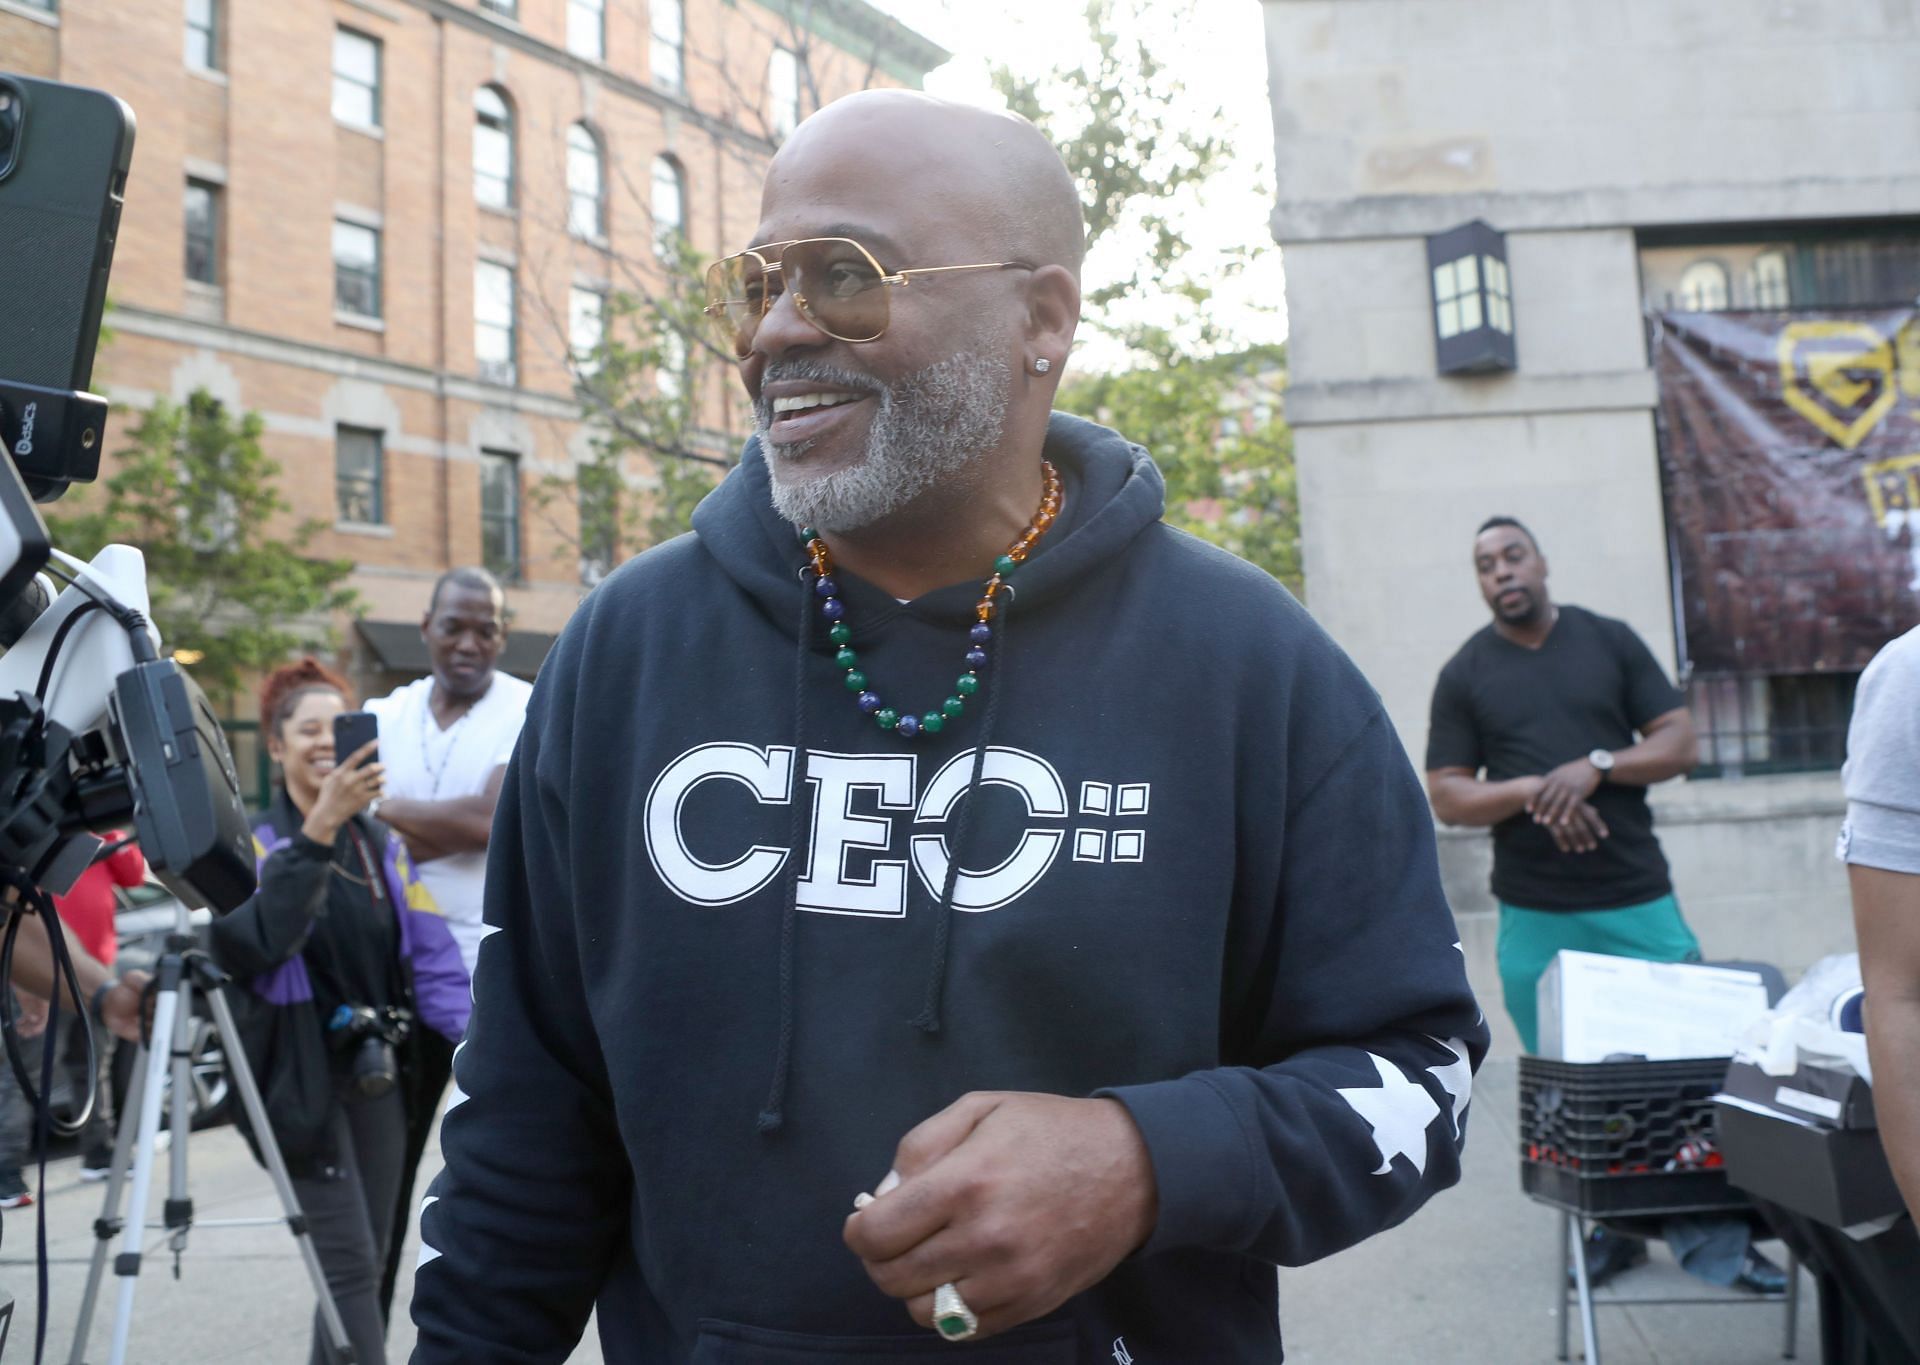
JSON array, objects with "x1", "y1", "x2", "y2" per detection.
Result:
[{"x1": 753, "y1": 360, "x2": 884, "y2": 431}]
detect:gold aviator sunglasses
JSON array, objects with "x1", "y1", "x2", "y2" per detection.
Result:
[{"x1": 703, "y1": 237, "x2": 1035, "y2": 354}]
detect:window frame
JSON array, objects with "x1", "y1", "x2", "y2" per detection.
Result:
[
  {"x1": 650, "y1": 154, "x2": 685, "y2": 259},
  {"x1": 479, "y1": 448, "x2": 524, "y2": 582},
  {"x1": 334, "y1": 424, "x2": 386, "y2": 526},
  {"x1": 185, "y1": 0, "x2": 218, "y2": 71},
  {"x1": 567, "y1": 0, "x2": 605, "y2": 61},
  {"x1": 473, "y1": 85, "x2": 515, "y2": 211},
  {"x1": 332, "y1": 27, "x2": 382, "y2": 130},
  {"x1": 478, "y1": 0, "x2": 517, "y2": 18},
  {"x1": 184, "y1": 178, "x2": 219, "y2": 287},
  {"x1": 474, "y1": 259, "x2": 518, "y2": 386},
  {"x1": 569, "y1": 285, "x2": 606, "y2": 377},
  {"x1": 768, "y1": 46, "x2": 801, "y2": 140},
  {"x1": 650, "y1": 0, "x2": 685, "y2": 91},
  {"x1": 566, "y1": 122, "x2": 605, "y2": 241},
  {"x1": 332, "y1": 218, "x2": 383, "y2": 321}
]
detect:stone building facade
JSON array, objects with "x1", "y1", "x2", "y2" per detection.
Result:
[{"x1": 1260, "y1": 0, "x2": 1920, "y2": 1048}]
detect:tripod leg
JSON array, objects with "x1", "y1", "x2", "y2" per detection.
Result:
[
  {"x1": 106, "y1": 980, "x2": 183, "y2": 1365},
  {"x1": 164, "y1": 974, "x2": 196, "y2": 1263},
  {"x1": 68, "y1": 1042, "x2": 150, "y2": 1365},
  {"x1": 203, "y1": 984, "x2": 356, "y2": 1362}
]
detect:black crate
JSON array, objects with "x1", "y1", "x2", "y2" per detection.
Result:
[{"x1": 1518, "y1": 1056, "x2": 1752, "y2": 1217}]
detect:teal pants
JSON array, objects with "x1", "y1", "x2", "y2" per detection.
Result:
[{"x1": 1497, "y1": 894, "x2": 1702, "y2": 1053}]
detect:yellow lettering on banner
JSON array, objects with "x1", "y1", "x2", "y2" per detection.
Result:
[
  {"x1": 1861, "y1": 452, "x2": 1920, "y2": 528},
  {"x1": 1898, "y1": 317, "x2": 1920, "y2": 400},
  {"x1": 1778, "y1": 321, "x2": 1896, "y2": 450}
]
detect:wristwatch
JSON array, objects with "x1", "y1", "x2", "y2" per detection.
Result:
[{"x1": 1587, "y1": 748, "x2": 1615, "y2": 779}]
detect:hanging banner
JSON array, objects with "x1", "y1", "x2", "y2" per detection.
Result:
[{"x1": 1652, "y1": 308, "x2": 1920, "y2": 675}]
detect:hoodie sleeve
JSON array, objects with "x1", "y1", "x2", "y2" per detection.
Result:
[
  {"x1": 410, "y1": 673, "x2": 631, "y2": 1363},
  {"x1": 208, "y1": 833, "x2": 331, "y2": 980},
  {"x1": 1100, "y1": 708, "x2": 1489, "y2": 1267}
]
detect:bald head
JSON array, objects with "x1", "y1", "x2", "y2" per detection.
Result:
[{"x1": 766, "y1": 91, "x2": 1085, "y2": 280}]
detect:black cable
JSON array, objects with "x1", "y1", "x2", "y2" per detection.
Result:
[
  {"x1": 0, "y1": 872, "x2": 99, "y2": 1140},
  {"x1": 31, "y1": 598, "x2": 102, "y2": 699}
]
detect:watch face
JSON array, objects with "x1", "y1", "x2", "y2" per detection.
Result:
[{"x1": 1589, "y1": 748, "x2": 1614, "y2": 771}]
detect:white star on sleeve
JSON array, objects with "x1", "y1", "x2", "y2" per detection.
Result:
[
  {"x1": 1426, "y1": 1036, "x2": 1473, "y2": 1142},
  {"x1": 1336, "y1": 1052, "x2": 1441, "y2": 1177}
]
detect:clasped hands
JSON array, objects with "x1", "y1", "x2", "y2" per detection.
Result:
[
  {"x1": 844, "y1": 1092, "x2": 1157, "y2": 1341},
  {"x1": 1525, "y1": 756, "x2": 1608, "y2": 853}
]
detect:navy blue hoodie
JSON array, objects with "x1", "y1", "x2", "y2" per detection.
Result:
[{"x1": 412, "y1": 415, "x2": 1488, "y2": 1364}]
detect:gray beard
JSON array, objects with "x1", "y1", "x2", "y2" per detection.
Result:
[{"x1": 755, "y1": 348, "x2": 1012, "y2": 533}]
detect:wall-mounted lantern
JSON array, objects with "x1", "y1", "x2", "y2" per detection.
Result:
[{"x1": 1427, "y1": 220, "x2": 1516, "y2": 374}]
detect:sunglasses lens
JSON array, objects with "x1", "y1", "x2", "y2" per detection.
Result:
[
  {"x1": 706, "y1": 253, "x2": 768, "y2": 354},
  {"x1": 784, "y1": 238, "x2": 888, "y2": 342}
]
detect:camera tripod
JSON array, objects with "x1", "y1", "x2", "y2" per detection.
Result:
[{"x1": 67, "y1": 910, "x2": 353, "y2": 1364}]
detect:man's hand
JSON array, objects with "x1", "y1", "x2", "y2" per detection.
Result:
[
  {"x1": 844, "y1": 1093, "x2": 1157, "y2": 1341},
  {"x1": 14, "y1": 991, "x2": 50, "y2": 1039},
  {"x1": 99, "y1": 969, "x2": 153, "y2": 1044},
  {"x1": 1544, "y1": 802, "x2": 1610, "y2": 854},
  {"x1": 1529, "y1": 756, "x2": 1603, "y2": 829}
]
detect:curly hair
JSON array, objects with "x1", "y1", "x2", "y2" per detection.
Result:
[{"x1": 259, "y1": 657, "x2": 355, "y2": 738}]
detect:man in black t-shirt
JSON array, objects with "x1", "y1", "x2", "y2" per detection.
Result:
[{"x1": 1425, "y1": 516, "x2": 1703, "y2": 1050}]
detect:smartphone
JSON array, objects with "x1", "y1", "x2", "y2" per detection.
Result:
[
  {"x1": 0, "y1": 73, "x2": 136, "y2": 396},
  {"x1": 332, "y1": 710, "x2": 379, "y2": 768}
]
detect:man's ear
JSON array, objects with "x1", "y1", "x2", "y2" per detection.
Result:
[
  {"x1": 418, "y1": 613, "x2": 431, "y2": 641},
  {"x1": 1023, "y1": 265, "x2": 1080, "y2": 372}
]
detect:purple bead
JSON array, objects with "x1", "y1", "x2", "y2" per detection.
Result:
[
  {"x1": 969, "y1": 622, "x2": 992, "y2": 644},
  {"x1": 895, "y1": 714, "x2": 922, "y2": 739},
  {"x1": 814, "y1": 575, "x2": 839, "y2": 598},
  {"x1": 856, "y1": 691, "x2": 883, "y2": 714},
  {"x1": 821, "y1": 597, "x2": 845, "y2": 621},
  {"x1": 965, "y1": 647, "x2": 989, "y2": 669}
]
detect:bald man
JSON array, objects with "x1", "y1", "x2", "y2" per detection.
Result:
[{"x1": 411, "y1": 93, "x2": 1486, "y2": 1363}]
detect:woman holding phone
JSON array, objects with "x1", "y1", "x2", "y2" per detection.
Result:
[{"x1": 211, "y1": 658, "x2": 470, "y2": 1365}]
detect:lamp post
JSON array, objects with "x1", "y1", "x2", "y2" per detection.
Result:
[{"x1": 1427, "y1": 220, "x2": 1517, "y2": 374}]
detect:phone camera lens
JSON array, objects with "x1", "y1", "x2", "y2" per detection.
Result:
[{"x1": 0, "y1": 85, "x2": 18, "y2": 179}]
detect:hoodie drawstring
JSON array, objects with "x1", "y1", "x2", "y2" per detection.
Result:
[
  {"x1": 756, "y1": 583, "x2": 815, "y2": 1134},
  {"x1": 911, "y1": 605, "x2": 1011, "y2": 1036}
]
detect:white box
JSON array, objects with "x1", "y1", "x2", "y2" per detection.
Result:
[{"x1": 1536, "y1": 951, "x2": 1771, "y2": 1061}]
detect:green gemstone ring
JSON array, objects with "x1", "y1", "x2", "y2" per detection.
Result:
[{"x1": 932, "y1": 1282, "x2": 978, "y2": 1342}]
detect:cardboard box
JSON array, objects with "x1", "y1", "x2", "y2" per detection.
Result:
[
  {"x1": 1721, "y1": 1058, "x2": 1877, "y2": 1130},
  {"x1": 1536, "y1": 952, "x2": 1771, "y2": 1062},
  {"x1": 1715, "y1": 1097, "x2": 1906, "y2": 1229}
]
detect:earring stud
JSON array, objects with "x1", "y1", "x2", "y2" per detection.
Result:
[{"x1": 1033, "y1": 357, "x2": 1051, "y2": 374}]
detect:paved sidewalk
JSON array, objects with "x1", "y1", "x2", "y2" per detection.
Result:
[{"x1": 1, "y1": 1057, "x2": 1814, "y2": 1363}]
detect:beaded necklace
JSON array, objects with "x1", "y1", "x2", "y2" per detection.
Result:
[{"x1": 802, "y1": 459, "x2": 1063, "y2": 740}]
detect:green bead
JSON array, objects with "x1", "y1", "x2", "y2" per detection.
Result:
[
  {"x1": 843, "y1": 671, "x2": 867, "y2": 692},
  {"x1": 994, "y1": 554, "x2": 1017, "y2": 575},
  {"x1": 955, "y1": 673, "x2": 980, "y2": 696},
  {"x1": 942, "y1": 696, "x2": 965, "y2": 718},
  {"x1": 828, "y1": 622, "x2": 852, "y2": 646},
  {"x1": 920, "y1": 712, "x2": 945, "y2": 734},
  {"x1": 875, "y1": 708, "x2": 900, "y2": 730},
  {"x1": 800, "y1": 526, "x2": 818, "y2": 542},
  {"x1": 835, "y1": 647, "x2": 859, "y2": 670},
  {"x1": 936, "y1": 1314, "x2": 971, "y2": 1339}
]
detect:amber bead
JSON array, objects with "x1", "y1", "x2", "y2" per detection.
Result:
[{"x1": 975, "y1": 599, "x2": 996, "y2": 621}]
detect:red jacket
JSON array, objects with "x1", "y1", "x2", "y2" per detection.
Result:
[{"x1": 53, "y1": 838, "x2": 146, "y2": 966}]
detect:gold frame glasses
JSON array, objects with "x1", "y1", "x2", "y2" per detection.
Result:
[{"x1": 702, "y1": 237, "x2": 1036, "y2": 353}]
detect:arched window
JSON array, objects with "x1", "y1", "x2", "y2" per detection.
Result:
[
  {"x1": 474, "y1": 86, "x2": 514, "y2": 210},
  {"x1": 1749, "y1": 251, "x2": 1790, "y2": 309},
  {"x1": 768, "y1": 47, "x2": 801, "y2": 141},
  {"x1": 1677, "y1": 260, "x2": 1730, "y2": 313},
  {"x1": 567, "y1": 123, "x2": 604, "y2": 240},
  {"x1": 651, "y1": 155, "x2": 685, "y2": 259}
]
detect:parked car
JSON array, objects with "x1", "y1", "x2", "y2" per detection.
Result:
[{"x1": 110, "y1": 878, "x2": 230, "y2": 1131}]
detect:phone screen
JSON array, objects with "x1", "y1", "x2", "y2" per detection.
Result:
[{"x1": 332, "y1": 710, "x2": 379, "y2": 768}]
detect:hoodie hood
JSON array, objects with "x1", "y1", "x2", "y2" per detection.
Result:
[{"x1": 691, "y1": 411, "x2": 1167, "y2": 634}]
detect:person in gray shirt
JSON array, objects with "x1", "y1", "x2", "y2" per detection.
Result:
[{"x1": 1840, "y1": 623, "x2": 1920, "y2": 1217}]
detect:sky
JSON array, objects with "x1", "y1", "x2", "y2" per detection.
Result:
[{"x1": 863, "y1": 0, "x2": 1289, "y2": 370}]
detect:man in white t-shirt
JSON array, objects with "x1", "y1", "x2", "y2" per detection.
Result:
[{"x1": 365, "y1": 565, "x2": 532, "y2": 1321}]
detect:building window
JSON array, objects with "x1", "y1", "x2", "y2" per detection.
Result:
[
  {"x1": 480, "y1": 449, "x2": 523, "y2": 580},
  {"x1": 184, "y1": 179, "x2": 218, "y2": 286},
  {"x1": 567, "y1": 123, "x2": 604, "y2": 240},
  {"x1": 567, "y1": 0, "x2": 604, "y2": 60},
  {"x1": 474, "y1": 86, "x2": 514, "y2": 210},
  {"x1": 656, "y1": 326, "x2": 687, "y2": 400},
  {"x1": 1677, "y1": 260, "x2": 1730, "y2": 312},
  {"x1": 478, "y1": 0, "x2": 516, "y2": 17},
  {"x1": 1688, "y1": 672, "x2": 1858, "y2": 779},
  {"x1": 475, "y1": 259, "x2": 517, "y2": 386},
  {"x1": 1749, "y1": 251, "x2": 1791, "y2": 308},
  {"x1": 768, "y1": 46, "x2": 801, "y2": 140},
  {"x1": 185, "y1": 0, "x2": 218, "y2": 71},
  {"x1": 332, "y1": 219, "x2": 381, "y2": 319},
  {"x1": 569, "y1": 286, "x2": 605, "y2": 376},
  {"x1": 651, "y1": 155, "x2": 685, "y2": 259},
  {"x1": 332, "y1": 28, "x2": 381, "y2": 129},
  {"x1": 335, "y1": 425, "x2": 384, "y2": 525},
  {"x1": 650, "y1": 0, "x2": 684, "y2": 91}
]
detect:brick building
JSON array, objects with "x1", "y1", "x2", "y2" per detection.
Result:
[{"x1": 3, "y1": 0, "x2": 942, "y2": 763}]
